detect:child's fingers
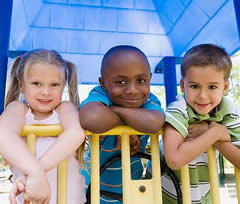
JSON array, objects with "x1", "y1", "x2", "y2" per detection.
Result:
[
  {"x1": 16, "y1": 176, "x2": 26, "y2": 192},
  {"x1": 23, "y1": 200, "x2": 30, "y2": 204},
  {"x1": 9, "y1": 183, "x2": 20, "y2": 204},
  {"x1": 130, "y1": 135, "x2": 141, "y2": 155},
  {"x1": 116, "y1": 135, "x2": 121, "y2": 150}
]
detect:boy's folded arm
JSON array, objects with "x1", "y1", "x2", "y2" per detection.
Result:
[
  {"x1": 110, "y1": 105, "x2": 164, "y2": 133},
  {"x1": 80, "y1": 102, "x2": 123, "y2": 133},
  {"x1": 213, "y1": 141, "x2": 240, "y2": 169},
  {"x1": 163, "y1": 123, "x2": 225, "y2": 170},
  {"x1": 39, "y1": 102, "x2": 85, "y2": 171}
]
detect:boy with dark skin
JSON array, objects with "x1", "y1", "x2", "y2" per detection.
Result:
[{"x1": 80, "y1": 45, "x2": 165, "y2": 203}]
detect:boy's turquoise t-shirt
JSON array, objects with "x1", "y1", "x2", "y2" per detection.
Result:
[
  {"x1": 162, "y1": 95, "x2": 240, "y2": 204},
  {"x1": 80, "y1": 86, "x2": 164, "y2": 204}
]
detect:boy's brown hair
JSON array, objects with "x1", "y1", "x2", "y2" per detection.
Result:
[{"x1": 181, "y1": 44, "x2": 232, "y2": 80}]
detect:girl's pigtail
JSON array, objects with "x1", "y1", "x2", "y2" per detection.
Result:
[
  {"x1": 65, "y1": 60, "x2": 86, "y2": 166},
  {"x1": 5, "y1": 56, "x2": 22, "y2": 107},
  {"x1": 65, "y1": 61, "x2": 80, "y2": 110}
]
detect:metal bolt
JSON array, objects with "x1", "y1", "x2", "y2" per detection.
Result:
[{"x1": 139, "y1": 185, "x2": 146, "y2": 192}]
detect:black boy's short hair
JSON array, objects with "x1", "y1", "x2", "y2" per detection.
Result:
[
  {"x1": 181, "y1": 43, "x2": 232, "y2": 80},
  {"x1": 101, "y1": 45, "x2": 150, "y2": 76}
]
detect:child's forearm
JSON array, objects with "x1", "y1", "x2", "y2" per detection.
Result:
[
  {"x1": 39, "y1": 129, "x2": 85, "y2": 172},
  {"x1": 0, "y1": 130, "x2": 44, "y2": 176},
  {"x1": 164, "y1": 126, "x2": 222, "y2": 170},
  {"x1": 214, "y1": 142, "x2": 240, "y2": 169},
  {"x1": 111, "y1": 106, "x2": 164, "y2": 133},
  {"x1": 80, "y1": 102, "x2": 123, "y2": 133}
]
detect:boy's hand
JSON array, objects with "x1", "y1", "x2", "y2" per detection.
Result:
[
  {"x1": 209, "y1": 121, "x2": 231, "y2": 142},
  {"x1": 116, "y1": 135, "x2": 141, "y2": 155},
  {"x1": 186, "y1": 121, "x2": 209, "y2": 140}
]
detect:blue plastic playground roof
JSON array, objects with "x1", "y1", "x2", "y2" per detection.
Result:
[{"x1": 6, "y1": 0, "x2": 240, "y2": 86}]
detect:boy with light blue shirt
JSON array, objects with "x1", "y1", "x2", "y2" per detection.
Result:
[{"x1": 80, "y1": 45, "x2": 165, "y2": 203}]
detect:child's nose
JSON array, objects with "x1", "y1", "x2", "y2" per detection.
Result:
[
  {"x1": 40, "y1": 87, "x2": 50, "y2": 95},
  {"x1": 126, "y1": 83, "x2": 138, "y2": 94},
  {"x1": 199, "y1": 89, "x2": 208, "y2": 99}
]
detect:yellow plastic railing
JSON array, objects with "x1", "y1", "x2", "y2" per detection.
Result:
[
  {"x1": 86, "y1": 126, "x2": 162, "y2": 204},
  {"x1": 180, "y1": 146, "x2": 240, "y2": 204},
  {"x1": 19, "y1": 125, "x2": 240, "y2": 204},
  {"x1": 20, "y1": 124, "x2": 67, "y2": 204}
]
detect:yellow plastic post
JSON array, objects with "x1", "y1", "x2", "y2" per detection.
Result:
[
  {"x1": 21, "y1": 125, "x2": 67, "y2": 204},
  {"x1": 58, "y1": 160, "x2": 68, "y2": 204},
  {"x1": 26, "y1": 133, "x2": 36, "y2": 204},
  {"x1": 87, "y1": 126, "x2": 162, "y2": 204},
  {"x1": 90, "y1": 133, "x2": 100, "y2": 204},
  {"x1": 207, "y1": 146, "x2": 220, "y2": 204},
  {"x1": 180, "y1": 165, "x2": 191, "y2": 204},
  {"x1": 120, "y1": 127, "x2": 162, "y2": 204},
  {"x1": 234, "y1": 167, "x2": 240, "y2": 203},
  {"x1": 121, "y1": 132, "x2": 131, "y2": 203},
  {"x1": 150, "y1": 133, "x2": 162, "y2": 203},
  {"x1": 26, "y1": 133, "x2": 36, "y2": 155}
]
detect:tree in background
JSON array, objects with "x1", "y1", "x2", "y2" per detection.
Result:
[{"x1": 229, "y1": 52, "x2": 240, "y2": 106}]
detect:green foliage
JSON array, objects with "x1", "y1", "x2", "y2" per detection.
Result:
[{"x1": 229, "y1": 52, "x2": 240, "y2": 106}]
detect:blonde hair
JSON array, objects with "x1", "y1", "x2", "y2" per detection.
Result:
[{"x1": 5, "y1": 49, "x2": 86, "y2": 165}]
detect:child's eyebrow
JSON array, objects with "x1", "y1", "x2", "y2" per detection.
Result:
[
  {"x1": 112, "y1": 73, "x2": 149, "y2": 79},
  {"x1": 188, "y1": 81, "x2": 220, "y2": 84}
]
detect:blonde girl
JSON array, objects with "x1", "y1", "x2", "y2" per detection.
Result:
[{"x1": 4, "y1": 49, "x2": 86, "y2": 204}]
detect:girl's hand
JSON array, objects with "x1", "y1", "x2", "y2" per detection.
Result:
[
  {"x1": 9, "y1": 176, "x2": 26, "y2": 204},
  {"x1": 9, "y1": 171, "x2": 51, "y2": 204},
  {"x1": 209, "y1": 121, "x2": 231, "y2": 142},
  {"x1": 186, "y1": 121, "x2": 209, "y2": 140},
  {"x1": 24, "y1": 171, "x2": 51, "y2": 204},
  {"x1": 116, "y1": 135, "x2": 141, "y2": 155}
]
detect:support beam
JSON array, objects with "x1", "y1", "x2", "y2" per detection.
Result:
[
  {"x1": 0, "y1": 0, "x2": 13, "y2": 114},
  {"x1": 234, "y1": 0, "x2": 240, "y2": 40}
]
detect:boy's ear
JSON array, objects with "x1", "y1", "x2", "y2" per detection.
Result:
[
  {"x1": 99, "y1": 77, "x2": 105, "y2": 90},
  {"x1": 150, "y1": 72, "x2": 152, "y2": 79},
  {"x1": 223, "y1": 80, "x2": 230, "y2": 95},
  {"x1": 180, "y1": 79, "x2": 185, "y2": 93}
]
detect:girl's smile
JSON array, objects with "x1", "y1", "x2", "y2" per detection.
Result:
[{"x1": 21, "y1": 63, "x2": 65, "y2": 120}]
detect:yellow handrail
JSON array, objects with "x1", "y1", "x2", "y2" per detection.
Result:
[
  {"x1": 234, "y1": 167, "x2": 240, "y2": 203},
  {"x1": 19, "y1": 125, "x2": 240, "y2": 204},
  {"x1": 180, "y1": 165, "x2": 191, "y2": 204},
  {"x1": 20, "y1": 125, "x2": 67, "y2": 204},
  {"x1": 86, "y1": 126, "x2": 162, "y2": 204},
  {"x1": 207, "y1": 146, "x2": 220, "y2": 204}
]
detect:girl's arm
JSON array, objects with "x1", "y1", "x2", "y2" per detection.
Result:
[
  {"x1": 0, "y1": 101, "x2": 50, "y2": 203},
  {"x1": 39, "y1": 101, "x2": 85, "y2": 172},
  {"x1": 110, "y1": 105, "x2": 165, "y2": 133},
  {"x1": 80, "y1": 102, "x2": 123, "y2": 133},
  {"x1": 163, "y1": 122, "x2": 231, "y2": 170}
]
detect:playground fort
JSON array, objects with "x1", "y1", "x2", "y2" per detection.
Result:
[{"x1": 0, "y1": 0, "x2": 240, "y2": 203}]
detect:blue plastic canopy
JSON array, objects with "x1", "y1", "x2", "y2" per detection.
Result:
[{"x1": 1, "y1": 0, "x2": 240, "y2": 113}]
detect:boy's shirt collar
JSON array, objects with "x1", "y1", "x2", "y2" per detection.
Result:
[{"x1": 184, "y1": 95, "x2": 231, "y2": 123}]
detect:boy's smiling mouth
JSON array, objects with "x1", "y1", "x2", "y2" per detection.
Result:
[{"x1": 195, "y1": 102, "x2": 211, "y2": 107}]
